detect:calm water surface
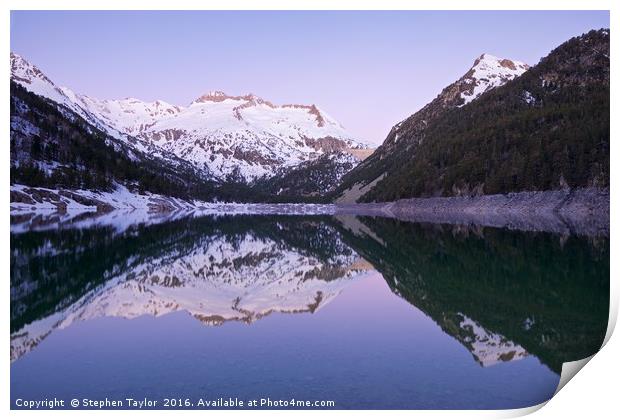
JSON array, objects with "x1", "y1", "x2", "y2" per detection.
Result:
[{"x1": 10, "y1": 214, "x2": 609, "y2": 409}]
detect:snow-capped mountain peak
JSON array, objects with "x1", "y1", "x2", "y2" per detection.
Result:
[
  {"x1": 11, "y1": 52, "x2": 81, "y2": 115},
  {"x1": 460, "y1": 53, "x2": 529, "y2": 105},
  {"x1": 380, "y1": 53, "x2": 529, "y2": 149},
  {"x1": 11, "y1": 52, "x2": 53, "y2": 87},
  {"x1": 190, "y1": 90, "x2": 253, "y2": 104},
  {"x1": 11, "y1": 52, "x2": 134, "y2": 141}
]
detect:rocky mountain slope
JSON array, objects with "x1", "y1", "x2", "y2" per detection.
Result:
[
  {"x1": 67, "y1": 89, "x2": 367, "y2": 182},
  {"x1": 333, "y1": 29, "x2": 609, "y2": 203},
  {"x1": 252, "y1": 151, "x2": 360, "y2": 200},
  {"x1": 10, "y1": 81, "x2": 229, "y2": 202},
  {"x1": 11, "y1": 53, "x2": 367, "y2": 187}
]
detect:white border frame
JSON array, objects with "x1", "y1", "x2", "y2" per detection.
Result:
[{"x1": 2, "y1": 2, "x2": 617, "y2": 419}]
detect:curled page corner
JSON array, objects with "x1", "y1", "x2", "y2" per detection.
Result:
[
  {"x1": 554, "y1": 355, "x2": 595, "y2": 396},
  {"x1": 551, "y1": 294, "x2": 619, "y2": 397},
  {"x1": 499, "y1": 401, "x2": 548, "y2": 418},
  {"x1": 601, "y1": 296, "x2": 618, "y2": 348}
]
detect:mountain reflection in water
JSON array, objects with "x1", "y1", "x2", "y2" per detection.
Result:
[{"x1": 10, "y1": 213, "x2": 609, "y2": 409}]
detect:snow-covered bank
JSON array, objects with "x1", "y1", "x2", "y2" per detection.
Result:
[
  {"x1": 10, "y1": 184, "x2": 338, "y2": 214},
  {"x1": 10, "y1": 184, "x2": 212, "y2": 213},
  {"x1": 9, "y1": 184, "x2": 338, "y2": 233}
]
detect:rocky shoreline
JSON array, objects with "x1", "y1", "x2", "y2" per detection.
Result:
[
  {"x1": 336, "y1": 188, "x2": 609, "y2": 237},
  {"x1": 10, "y1": 185, "x2": 609, "y2": 237}
]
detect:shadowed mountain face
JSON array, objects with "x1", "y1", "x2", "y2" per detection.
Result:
[{"x1": 11, "y1": 214, "x2": 608, "y2": 377}]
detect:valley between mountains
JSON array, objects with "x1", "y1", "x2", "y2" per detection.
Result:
[{"x1": 10, "y1": 29, "x2": 609, "y2": 226}]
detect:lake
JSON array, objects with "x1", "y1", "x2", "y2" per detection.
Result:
[{"x1": 10, "y1": 212, "x2": 609, "y2": 409}]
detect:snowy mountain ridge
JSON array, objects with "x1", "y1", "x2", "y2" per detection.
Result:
[
  {"x1": 11, "y1": 52, "x2": 366, "y2": 183},
  {"x1": 10, "y1": 52, "x2": 215, "y2": 180}
]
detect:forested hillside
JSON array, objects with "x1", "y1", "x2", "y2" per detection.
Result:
[{"x1": 333, "y1": 29, "x2": 609, "y2": 203}]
